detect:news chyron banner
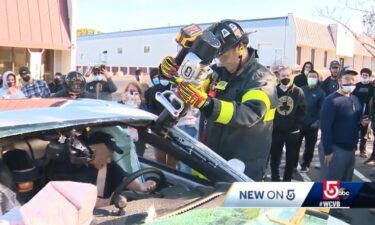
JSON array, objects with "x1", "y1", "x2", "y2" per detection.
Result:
[{"x1": 222, "y1": 181, "x2": 375, "y2": 208}]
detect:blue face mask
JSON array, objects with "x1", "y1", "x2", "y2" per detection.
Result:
[
  {"x1": 152, "y1": 78, "x2": 160, "y2": 85},
  {"x1": 93, "y1": 75, "x2": 103, "y2": 82},
  {"x1": 160, "y1": 79, "x2": 169, "y2": 86}
]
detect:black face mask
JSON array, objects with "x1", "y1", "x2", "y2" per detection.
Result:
[
  {"x1": 22, "y1": 75, "x2": 31, "y2": 82},
  {"x1": 54, "y1": 78, "x2": 61, "y2": 84},
  {"x1": 7, "y1": 82, "x2": 15, "y2": 88},
  {"x1": 280, "y1": 78, "x2": 291, "y2": 86}
]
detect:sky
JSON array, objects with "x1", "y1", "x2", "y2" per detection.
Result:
[{"x1": 76, "y1": 0, "x2": 364, "y2": 33}]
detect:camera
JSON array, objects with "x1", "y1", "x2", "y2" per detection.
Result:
[{"x1": 93, "y1": 64, "x2": 106, "y2": 74}]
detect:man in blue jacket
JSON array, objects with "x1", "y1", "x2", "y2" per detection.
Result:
[{"x1": 318, "y1": 67, "x2": 362, "y2": 181}]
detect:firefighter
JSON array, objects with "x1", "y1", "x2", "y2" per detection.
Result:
[
  {"x1": 53, "y1": 71, "x2": 95, "y2": 99},
  {"x1": 159, "y1": 20, "x2": 278, "y2": 181}
]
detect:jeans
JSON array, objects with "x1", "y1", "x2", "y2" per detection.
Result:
[
  {"x1": 318, "y1": 142, "x2": 355, "y2": 181},
  {"x1": 359, "y1": 123, "x2": 370, "y2": 153},
  {"x1": 296, "y1": 125, "x2": 319, "y2": 168},
  {"x1": 270, "y1": 131, "x2": 300, "y2": 181}
]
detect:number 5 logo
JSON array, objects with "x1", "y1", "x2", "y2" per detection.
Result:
[{"x1": 323, "y1": 180, "x2": 340, "y2": 200}]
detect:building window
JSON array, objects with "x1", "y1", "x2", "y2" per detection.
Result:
[
  {"x1": 311, "y1": 49, "x2": 315, "y2": 65},
  {"x1": 80, "y1": 53, "x2": 84, "y2": 60},
  {"x1": 144, "y1": 46, "x2": 150, "y2": 54},
  {"x1": 324, "y1": 51, "x2": 328, "y2": 68},
  {"x1": 339, "y1": 58, "x2": 344, "y2": 67},
  {"x1": 117, "y1": 48, "x2": 123, "y2": 54},
  {"x1": 296, "y1": 47, "x2": 301, "y2": 65}
]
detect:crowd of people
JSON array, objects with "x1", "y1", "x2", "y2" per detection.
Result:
[{"x1": 0, "y1": 20, "x2": 374, "y2": 185}]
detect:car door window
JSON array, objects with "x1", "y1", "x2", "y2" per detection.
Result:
[{"x1": 90, "y1": 126, "x2": 141, "y2": 177}]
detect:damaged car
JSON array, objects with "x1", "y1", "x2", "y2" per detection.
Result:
[{"x1": 0, "y1": 98, "x2": 347, "y2": 225}]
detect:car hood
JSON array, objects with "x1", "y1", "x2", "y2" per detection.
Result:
[{"x1": 0, "y1": 99, "x2": 157, "y2": 138}]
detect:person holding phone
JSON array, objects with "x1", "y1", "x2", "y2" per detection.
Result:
[{"x1": 86, "y1": 65, "x2": 117, "y2": 100}]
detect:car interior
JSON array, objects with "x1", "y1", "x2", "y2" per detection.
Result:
[{"x1": 0, "y1": 123, "x2": 229, "y2": 224}]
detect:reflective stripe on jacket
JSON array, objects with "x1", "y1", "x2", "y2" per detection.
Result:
[{"x1": 201, "y1": 50, "x2": 278, "y2": 181}]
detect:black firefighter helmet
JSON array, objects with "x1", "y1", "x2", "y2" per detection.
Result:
[
  {"x1": 64, "y1": 71, "x2": 86, "y2": 94},
  {"x1": 208, "y1": 19, "x2": 249, "y2": 56}
]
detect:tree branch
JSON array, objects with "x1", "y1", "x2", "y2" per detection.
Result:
[
  {"x1": 342, "y1": 0, "x2": 373, "y2": 15},
  {"x1": 319, "y1": 8, "x2": 375, "y2": 57}
]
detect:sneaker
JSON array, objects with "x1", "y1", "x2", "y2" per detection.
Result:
[
  {"x1": 364, "y1": 158, "x2": 373, "y2": 164},
  {"x1": 300, "y1": 166, "x2": 309, "y2": 173},
  {"x1": 360, "y1": 152, "x2": 369, "y2": 158},
  {"x1": 314, "y1": 163, "x2": 321, "y2": 169},
  {"x1": 367, "y1": 160, "x2": 375, "y2": 166}
]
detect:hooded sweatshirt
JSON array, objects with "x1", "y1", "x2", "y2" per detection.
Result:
[
  {"x1": 294, "y1": 62, "x2": 314, "y2": 87},
  {"x1": 0, "y1": 71, "x2": 25, "y2": 99},
  {"x1": 273, "y1": 84, "x2": 307, "y2": 133}
]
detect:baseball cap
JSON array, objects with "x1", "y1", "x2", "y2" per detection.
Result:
[
  {"x1": 19, "y1": 66, "x2": 30, "y2": 76},
  {"x1": 87, "y1": 132, "x2": 123, "y2": 154},
  {"x1": 329, "y1": 60, "x2": 340, "y2": 69},
  {"x1": 340, "y1": 66, "x2": 358, "y2": 76}
]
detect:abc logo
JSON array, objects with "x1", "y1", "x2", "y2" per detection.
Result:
[{"x1": 338, "y1": 188, "x2": 350, "y2": 200}]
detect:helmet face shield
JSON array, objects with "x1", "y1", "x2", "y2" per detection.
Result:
[{"x1": 64, "y1": 71, "x2": 86, "y2": 94}]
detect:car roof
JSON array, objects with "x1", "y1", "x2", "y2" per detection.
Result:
[{"x1": 0, "y1": 99, "x2": 157, "y2": 138}]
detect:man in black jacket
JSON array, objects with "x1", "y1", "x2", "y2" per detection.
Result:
[
  {"x1": 294, "y1": 61, "x2": 313, "y2": 87},
  {"x1": 353, "y1": 68, "x2": 374, "y2": 158},
  {"x1": 321, "y1": 60, "x2": 341, "y2": 96},
  {"x1": 86, "y1": 65, "x2": 117, "y2": 100},
  {"x1": 144, "y1": 69, "x2": 172, "y2": 115},
  {"x1": 271, "y1": 67, "x2": 306, "y2": 181},
  {"x1": 48, "y1": 72, "x2": 64, "y2": 94}
]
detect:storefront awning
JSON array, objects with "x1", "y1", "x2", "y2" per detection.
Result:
[{"x1": 0, "y1": 0, "x2": 71, "y2": 50}]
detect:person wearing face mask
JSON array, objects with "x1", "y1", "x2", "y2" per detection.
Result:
[
  {"x1": 321, "y1": 60, "x2": 341, "y2": 96},
  {"x1": 159, "y1": 20, "x2": 278, "y2": 181},
  {"x1": 294, "y1": 61, "x2": 314, "y2": 87},
  {"x1": 318, "y1": 67, "x2": 362, "y2": 181},
  {"x1": 270, "y1": 67, "x2": 306, "y2": 181},
  {"x1": 352, "y1": 68, "x2": 374, "y2": 158},
  {"x1": 86, "y1": 65, "x2": 117, "y2": 100},
  {"x1": 119, "y1": 82, "x2": 147, "y2": 110},
  {"x1": 295, "y1": 70, "x2": 325, "y2": 173},
  {"x1": 143, "y1": 70, "x2": 177, "y2": 167},
  {"x1": 48, "y1": 72, "x2": 64, "y2": 94},
  {"x1": 118, "y1": 82, "x2": 148, "y2": 157},
  {"x1": 144, "y1": 69, "x2": 172, "y2": 116},
  {"x1": 19, "y1": 66, "x2": 51, "y2": 98},
  {"x1": 0, "y1": 71, "x2": 25, "y2": 99}
]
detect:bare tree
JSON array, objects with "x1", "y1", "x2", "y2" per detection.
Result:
[
  {"x1": 318, "y1": 0, "x2": 375, "y2": 57},
  {"x1": 76, "y1": 28, "x2": 103, "y2": 37}
]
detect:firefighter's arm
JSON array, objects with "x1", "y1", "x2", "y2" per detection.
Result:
[
  {"x1": 204, "y1": 87, "x2": 274, "y2": 127},
  {"x1": 177, "y1": 76, "x2": 275, "y2": 127}
]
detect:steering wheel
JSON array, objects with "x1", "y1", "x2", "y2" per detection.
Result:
[{"x1": 110, "y1": 167, "x2": 166, "y2": 206}]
